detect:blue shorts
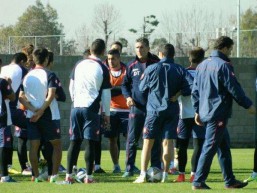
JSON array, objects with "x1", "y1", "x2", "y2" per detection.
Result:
[
  {"x1": 27, "y1": 118, "x2": 61, "y2": 141},
  {"x1": 177, "y1": 118, "x2": 205, "y2": 139},
  {"x1": 70, "y1": 107, "x2": 100, "y2": 141},
  {"x1": 0, "y1": 126, "x2": 12, "y2": 148},
  {"x1": 11, "y1": 108, "x2": 27, "y2": 138},
  {"x1": 143, "y1": 109, "x2": 178, "y2": 140},
  {"x1": 104, "y1": 111, "x2": 129, "y2": 138}
]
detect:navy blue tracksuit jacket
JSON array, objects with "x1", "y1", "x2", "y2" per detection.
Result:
[
  {"x1": 121, "y1": 53, "x2": 159, "y2": 109},
  {"x1": 192, "y1": 50, "x2": 252, "y2": 122},
  {"x1": 139, "y1": 57, "x2": 193, "y2": 112}
]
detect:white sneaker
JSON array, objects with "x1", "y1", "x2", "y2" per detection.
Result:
[{"x1": 133, "y1": 175, "x2": 146, "y2": 183}]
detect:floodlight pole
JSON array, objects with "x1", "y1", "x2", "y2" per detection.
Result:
[
  {"x1": 237, "y1": 0, "x2": 240, "y2": 57},
  {"x1": 8, "y1": 36, "x2": 11, "y2": 54}
]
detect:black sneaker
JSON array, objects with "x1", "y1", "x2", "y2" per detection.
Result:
[
  {"x1": 94, "y1": 168, "x2": 106, "y2": 173},
  {"x1": 225, "y1": 180, "x2": 248, "y2": 189},
  {"x1": 192, "y1": 182, "x2": 211, "y2": 190}
]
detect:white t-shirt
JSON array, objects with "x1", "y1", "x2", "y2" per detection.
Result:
[{"x1": 22, "y1": 68, "x2": 60, "y2": 120}]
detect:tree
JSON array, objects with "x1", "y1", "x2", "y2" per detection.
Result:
[
  {"x1": 0, "y1": 25, "x2": 15, "y2": 53},
  {"x1": 13, "y1": 0, "x2": 64, "y2": 54},
  {"x1": 240, "y1": 8, "x2": 257, "y2": 57},
  {"x1": 160, "y1": 3, "x2": 223, "y2": 56},
  {"x1": 92, "y1": 2, "x2": 122, "y2": 46},
  {"x1": 151, "y1": 37, "x2": 168, "y2": 53},
  {"x1": 129, "y1": 15, "x2": 159, "y2": 39}
]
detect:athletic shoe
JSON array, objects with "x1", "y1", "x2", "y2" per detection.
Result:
[
  {"x1": 34, "y1": 177, "x2": 44, "y2": 183},
  {"x1": 50, "y1": 175, "x2": 58, "y2": 183},
  {"x1": 113, "y1": 166, "x2": 121, "y2": 173},
  {"x1": 161, "y1": 173, "x2": 168, "y2": 183},
  {"x1": 192, "y1": 182, "x2": 211, "y2": 190},
  {"x1": 56, "y1": 177, "x2": 74, "y2": 185},
  {"x1": 1, "y1": 177, "x2": 17, "y2": 183},
  {"x1": 190, "y1": 174, "x2": 195, "y2": 183},
  {"x1": 8, "y1": 165, "x2": 20, "y2": 174},
  {"x1": 84, "y1": 178, "x2": 96, "y2": 184},
  {"x1": 122, "y1": 171, "x2": 134, "y2": 178},
  {"x1": 225, "y1": 180, "x2": 248, "y2": 189},
  {"x1": 22, "y1": 167, "x2": 32, "y2": 176},
  {"x1": 133, "y1": 166, "x2": 140, "y2": 174},
  {"x1": 72, "y1": 166, "x2": 78, "y2": 174},
  {"x1": 58, "y1": 165, "x2": 66, "y2": 173},
  {"x1": 168, "y1": 167, "x2": 179, "y2": 175},
  {"x1": 244, "y1": 175, "x2": 257, "y2": 183},
  {"x1": 94, "y1": 168, "x2": 106, "y2": 173},
  {"x1": 174, "y1": 174, "x2": 185, "y2": 182},
  {"x1": 133, "y1": 175, "x2": 146, "y2": 183}
]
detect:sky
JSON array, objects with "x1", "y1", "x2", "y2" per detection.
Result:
[{"x1": 0, "y1": 0, "x2": 256, "y2": 38}]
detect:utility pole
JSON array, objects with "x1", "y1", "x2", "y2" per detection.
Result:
[{"x1": 237, "y1": 0, "x2": 240, "y2": 57}]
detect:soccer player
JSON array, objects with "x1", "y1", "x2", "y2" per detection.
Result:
[
  {"x1": 134, "y1": 43, "x2": 193, "y2": 183},
  {"x1": 104, "y1": 49, "x2": 129, "y2": 173},
  {"x1": 191, "y1": 36, "x2": 255, "y2": 189},
  {"x1": 121, "y1": 37, "x2": 162, "y2": 177},
  {"x1": 41, "y1": 51, "x2": 66, "y2": 180},
  {"x1": 63, "y1": 39, "x2": 111, "y2": 184},
  {"x1": 0, "y1": 65, "x2": 16, "y2": 182},
  {"x1": 1, "y1": 52, "x2": 31, "y2": 175},
  {"x1": 174, "y1": 47, "x2": 205, "y2": 183},
  {"x1": 19, "y1": 48, "x2": 62, "y2": 183}
]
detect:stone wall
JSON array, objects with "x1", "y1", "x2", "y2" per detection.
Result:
[{"x1": 0, "y1": 54, "x2": 256, "y2": 148}]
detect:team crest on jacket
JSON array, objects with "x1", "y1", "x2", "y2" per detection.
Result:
[{"x1": 132, "y1": 68, "x2": 140, "y2": 76}]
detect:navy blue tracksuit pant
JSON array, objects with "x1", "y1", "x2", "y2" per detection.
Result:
[
  {"x1": 125, "y1": 106, "x2": 161, "y2": 172},
  {"x1": 193, "y1": 119, "x2": 237, "y2": 186}
]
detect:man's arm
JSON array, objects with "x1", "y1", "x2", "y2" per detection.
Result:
[{"x1": 220, "y1": 64, "x2": 253, "y2": 110}]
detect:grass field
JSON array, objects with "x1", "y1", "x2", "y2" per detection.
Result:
[{"x1": 1, "y1": 149, "x2": 256, "y2": 193}]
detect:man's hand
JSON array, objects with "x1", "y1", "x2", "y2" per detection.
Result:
[
  {"x1": 30, "y1": 108, "x2": 44, "y2": 122},
  {"x1": 195, "y1": 113, "x2": 203, "y2": 126},
  {"x1": 170, "y1": 91, "x2": 181, "y2": 102},
  {"x1": 103, "y1": 114, "x2": 111, "y2": 131},
  {"x1": 248, "y1": 105, "x2": 256, "y2": 114},
  {"x1": 126, "y1": 97, "x2": 135, "y2": 107}
]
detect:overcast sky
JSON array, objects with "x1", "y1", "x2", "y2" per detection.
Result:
[{"x1": 0, "y1": 0, "x2": 256, "y2": 39}]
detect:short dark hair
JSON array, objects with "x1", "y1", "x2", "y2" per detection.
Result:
[
  {"x1": 33, "y1": 48, "x2": 49, "y2": 65},
  {"x1": 107, "y1": 49, "x2": 120, "y2": 58},
  {"x1": 214, "y1": 36, "x2": 234, "y2": 50},
  {"x1": 47, "y1": 51, "x2": 54, "y2": 66},
  {"x1": 111, "y1": 41, "x2": 123, "y2": 51},
  {"x1": 159, "y1": 43, "x2": 175, "y2": 58},
  {"x1": 136, "y1": 37, "x2": 149, "y2": 47},
  {"x1": 83, "y1": 48, "x2": 90, "y2": 56},
  {"x1": 189, "y1": 47, "x2": 205, "y2": 64},
  {"x1": 12, "y1": 52, "x2": 28, "y2": 64},
  {"x1": 90, "y1": 39, "x2": 105, "y2": 55}
]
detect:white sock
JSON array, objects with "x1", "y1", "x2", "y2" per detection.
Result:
[
  {"x1": 140, "y1": 171, "x2": 146, "y2": 177},
  {"x1": 169, "y1": 161, "x2": 174, "y2": 169},
  {"x1": 94, "y1": 165, "x2": 100, "y2": 170}
]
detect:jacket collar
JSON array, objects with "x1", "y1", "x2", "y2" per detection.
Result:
[
  {"x1": 160, "y1": 57, "x2": 174, "y2": 64},
  {"x1": 210, "y1": 50, "x2": 230, "y2": 62}
]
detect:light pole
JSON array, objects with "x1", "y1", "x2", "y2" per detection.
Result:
[{"x1": 237, "y1": 0, "x2": 240, "y2": 57}]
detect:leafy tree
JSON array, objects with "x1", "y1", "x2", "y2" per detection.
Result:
[
  {"x1": 13, "y1": 0, "x2": 64, "y2": 54},
  {"x1": 0, "y1": 25, "x2": 15, "y2": 53},
  {"x1": 240, "y1": 8, "x2": 257, "y2": 57},
  {"x1": 129, "y1": 15, "x2": 159, "y2": 39},
  {"x1": 118, "y1": 37, "x2": 128, "y2": 48},
  {"x1": 151, "y1": 38, "x2": 168, "y2": 50}
]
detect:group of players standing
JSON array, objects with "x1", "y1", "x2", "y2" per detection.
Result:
[{"x1": 0, "y1": 36, "x2": 256, "y2": 190}]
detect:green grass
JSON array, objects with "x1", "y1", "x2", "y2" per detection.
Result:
[{"x1": 1, "y1": 149, "x2": 256, "y2": 193}]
